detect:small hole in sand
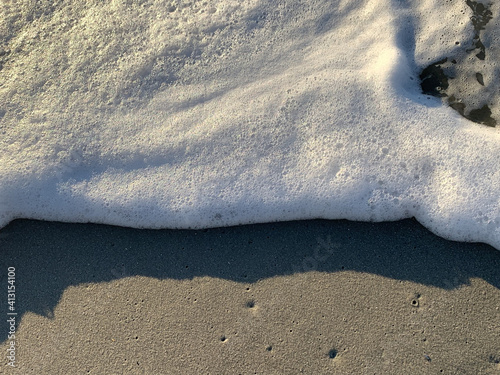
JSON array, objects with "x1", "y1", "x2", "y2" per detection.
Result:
[{"x1": 328, "y1": 349, "x2": 337, "y2": 359}]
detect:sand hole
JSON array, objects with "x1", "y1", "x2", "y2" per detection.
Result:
[{"x1": 328, "y1": 349, "x2": 338, "y2": 359}]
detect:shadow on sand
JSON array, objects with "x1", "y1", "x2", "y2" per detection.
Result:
[{"x1": 0, "y1": 218, "x2": 499, "y2": 342}]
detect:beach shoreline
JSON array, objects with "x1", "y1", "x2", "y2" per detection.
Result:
[{"x1": 1, "y1": 218, "x2": 499, "y2": 374}]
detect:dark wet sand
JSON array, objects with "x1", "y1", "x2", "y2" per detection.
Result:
[{"x1": 0, "y1": 218, "x2": 499, "y2": 374}]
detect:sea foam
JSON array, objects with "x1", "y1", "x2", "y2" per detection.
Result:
[{"x1": 1, "y1": 0, "x2": 500, "y2": 250}]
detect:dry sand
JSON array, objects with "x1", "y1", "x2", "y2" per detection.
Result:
[{"x1": 0, "y1": 219, "x2": 499, "y2": 374}]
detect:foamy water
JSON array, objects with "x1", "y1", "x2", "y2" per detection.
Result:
[{"x1": 2, "y1": 0, "x2": 500, "y2": 250}]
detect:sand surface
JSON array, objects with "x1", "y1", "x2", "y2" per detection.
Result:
[{"x1": 0, "y1": 219, "x2": 499, "y2": 374}]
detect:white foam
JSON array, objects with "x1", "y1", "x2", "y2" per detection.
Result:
[{"x1": 2, "y1": 0, "x2": 500, "y2": 249}]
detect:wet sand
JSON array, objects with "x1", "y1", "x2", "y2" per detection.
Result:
[{"x1": 0, "y1": 218, "x2": 499, "y2": 374}]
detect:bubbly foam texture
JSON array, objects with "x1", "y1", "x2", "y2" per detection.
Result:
[
  {"x1": 445, "y1": 0, "x2": 500, "y2": 122},
  {"x1": 2, "y1": 0, "x2": 500, "y2": 249}
]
